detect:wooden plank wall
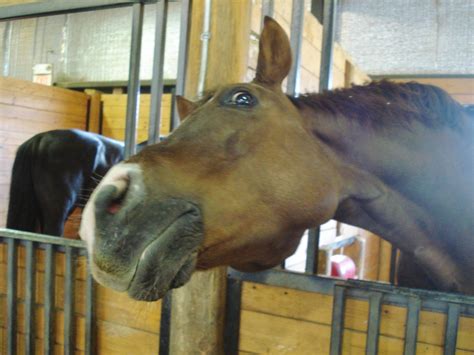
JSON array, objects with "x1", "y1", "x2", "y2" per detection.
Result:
[
  {"x1": 0, "y1": 76, "x2": 88, "y2": 228},
  {"x1": 0, "y1": 244, "x2": 162, "y2": 354},
  {"x1": 239, "y1": 282, "x2": 474, "y2": 354},
  {"x1": 101, "y1": 93, "x2": 172, "y2": 142}
]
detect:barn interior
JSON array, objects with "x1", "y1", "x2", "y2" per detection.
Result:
[{"x1": 0, "y1": 1, "x2": 473, "y2": 354}]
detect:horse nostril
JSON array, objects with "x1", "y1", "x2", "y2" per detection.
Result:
[
  {"x1": 95, "y1": 179, "x2": 129, "y2": 216},
  {"x1": 107, "y1": 191, "x2": 126, "y2": 215}
]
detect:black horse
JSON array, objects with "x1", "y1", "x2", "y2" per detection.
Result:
[{"x1": 7, "y1": 129, "x2": 125, "y2": 236}]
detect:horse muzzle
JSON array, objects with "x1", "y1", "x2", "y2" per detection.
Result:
[{"x1": 79, "y1": 163, "x2": 203, "y2": 301}]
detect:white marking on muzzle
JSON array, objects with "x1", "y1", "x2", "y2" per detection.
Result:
[{"x1": 79, "y1": 163, "x2": 141, "y2": 251}]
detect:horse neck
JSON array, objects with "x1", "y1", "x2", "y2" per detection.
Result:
[
  {"x1": 300, "y1": 105, "x2": 474, "y2": 291},
  {"x1": 302, "y1": 104, "x2": 472, "y2": 242}
]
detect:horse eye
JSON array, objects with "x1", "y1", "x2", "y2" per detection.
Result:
[{"x1": 230, "y1": 91, "x2": 255, "y2": 107}]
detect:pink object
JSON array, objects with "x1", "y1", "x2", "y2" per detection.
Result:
[{"x1": 331, "y1": 254, "x2": 357, "y2": 279}]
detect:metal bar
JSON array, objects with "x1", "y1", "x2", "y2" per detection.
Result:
[
  {"x1": 345, "y1": 279, "x2": 474, "y2": 307},
  {"x1": 2, "y1": 21, "x2": 12, "y2": 76},
  {"x1": 159, "y1": 292, "x2": 172, "y2": 355},
  {"x1": 6, "y1": 238, "x2": 18, "y2": 355},
  {"x1": 196, "y1": 0, "x2": 212, "y2": 96},
  {"x1": 329, "y1": 285, "x2": 345, "y2": 355},
  {"x1": 169, "y1": 87, "x2": 177, "y2": 131},
  {"x1": 444, "y1": 303, "x2": 461, "y2": 355},
  {"x1": 305, "y1": 227, "x2": 320, "y2": 274},
  {"x1": 228, "y1": 268, "x2": 336, "y2": 295},
  {"x1": 319, "y1": 235, "x2": 357, "y2": 251},
  {"x1": 286, "y1": 0, "x2": 305, "y2": 96},
  {"x1": 124, "y1": 2, "x2": 145, "y2": 158},
  {"x1": 279, "y1": 259, "x2": 286, "y2": 269},
  {"x1": 0, "y1": 0, "x2": 157, "y2": 21},
  {"x1": 319, "y1": 0, "x2": 338, "y2": 91},
  {"x1": 172, "y1": 0, "x2": 192, "y2": 129},
  {"x1": 366, "y1": 292, "x2": 383, "y2": 355},
  {"x1": 85, "y1": 265, "x2": 96, "y2": 355},
  {"x1": 148, "y1": 0, "x2": 169, "y2": 145},
  {"x1": 24, "y1": 241, "x2": 36, "y2": 354},
  {"x1": 260, "y1": 0, "x2": 274, "y2": 31},
  {"x1": 64, "y1": 246, "x2": 76, "y2": 355},
  {"x1": 224, "y1": 277, "x2": 242, "y2": 355},
  {"x1": 44, "y1": 244, "x2": 56, "y2": 355},
  {"x1": 389, "y1": 246, "x2": 398, "y2": 284},
  {"x1": 0, "y1": 228, "x2": 86, "y2": 248},
  {"x1": 227, "y1": 268, "x2": 474, "y2": 315},
  {"x1": 404, "y1": 297, "x2": 421, "y2": 355}
]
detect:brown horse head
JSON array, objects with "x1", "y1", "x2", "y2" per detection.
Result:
[
  {"x1": 80, "y1": 17, "x2": 474, "y2": 299},
  {"x1": 80, "y1": 18, "x2": 344, "y2": 300}
]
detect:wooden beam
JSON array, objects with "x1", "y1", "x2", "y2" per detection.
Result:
[
  {"x1": 84, "y1": 89, "x2": 102, "y2": 134},
  {"x1": 169, "y1": 0, "x2": 252, "y2": 353}
]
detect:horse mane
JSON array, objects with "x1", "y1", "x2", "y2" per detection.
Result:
[{"x1": 289, "y1": 80, "x2": 466, "y2": 129}]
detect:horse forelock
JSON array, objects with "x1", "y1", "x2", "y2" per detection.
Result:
[{"x1": 287, "y1": 80, "x2": 466, "y2": 130}]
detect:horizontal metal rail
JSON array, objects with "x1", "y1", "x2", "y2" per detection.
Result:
[
  {"x1": 0, "y1": 228, "x2": 86, "y2": 248},
  {"x1": 228, "y1": 268, "x2": 336, "y2": 295},
  {"x1": 0, "y1": 0, "x2": 157, "y2": 21},
  {"x1": 227, "y1": 268, "x2": 474, "y2": 316}
]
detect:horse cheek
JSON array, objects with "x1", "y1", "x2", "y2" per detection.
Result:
[{"x1": 224, "y1": 131, "x2": 247, "y2": 160}]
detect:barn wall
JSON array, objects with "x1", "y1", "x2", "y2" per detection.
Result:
[
  {"x1": 0, "y1": 245, "x2": 162, "y2": 354},
  {"x1": 247, "y1": 0, "x2": 370, "y2": 92},
  {"x1": 238, "y1": 282, "x2": 474, "y2": 354},
  {"x1": 100, "y1": 93, "x2": 172, "y2": 142},
  {"x1": 0, "y1": 77, "x2": 88, "y2": 228}
]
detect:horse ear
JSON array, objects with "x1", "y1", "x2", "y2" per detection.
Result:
[
  {"x1": 176, "y1": 96, "x2": 198, "y2": 122},
  {"x1": 253, "y1": 17, "x2": 292, "y2": 89}
]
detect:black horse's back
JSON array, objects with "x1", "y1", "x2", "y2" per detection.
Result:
[
  {"x1": 7, "y1": 129, "x2": 125, "y2": 236},
  {"x1": 7, "y1": 136, "x2": 39, "y2": 232}
]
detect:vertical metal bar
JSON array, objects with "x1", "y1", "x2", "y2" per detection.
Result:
[
  {"x1": 6, "y1": 238, "x2": 18, "y2": 355},
  {"x1": 124, "y1": 2, "x2": 145, "y2": 158},
  {"x1": 159, "y1": 292, "x2": 172, "y2": 355},
  {"x1": 172, "y1": 0, "x2": 192, "y2": 129},
  {"x1": 169, "y1": 87, "x2": 177, "y2": 131},
  {"x1": 44, "y1": 243, "x2": 55, "y2": 355},
  {"x1": 260, "y1": 0, "x2": 274, "y2": 31},
  {"x1": 224, "y1": 277, "x2": 243, "y2": 355},
  {"x1": 24, "y1": 241, "x2": 36, "y2": 354},
  {"x1": 305, "y1": 227, "x2": 320, "y2": 274},
  {"x1": 85, "y1": 262, "x2": 96, "y2": 355},
  {"x1": 444, "y1": 303, "x2": 461, "y2": 355},
  {"x1": 319, "y1": 0, "x2": 338, "y2": 92},
  {"x1": 366, "y1": 292, "x2": 383, "y2": 355},
  {"x1": 286, "y1": 0, "x2": 304, "y2": 97},
  {"x1": 148, "y1": 0, "x2": 169, "y2": 145},
  {"x1": 329, "y1": 285, "x2": 345, "y2": 355},
  {"x1": 279, "y1": 260, "x2": 286, "y2": 269},
  {"x1": 2, "y1": 21, "x2": 13, "y2": 76},
  {"x1": 64, "y1": 246, "x2": 76, "y2": 355},
  {"x1": 389, "y1": 246, "x2": 398, "y2": 284},
  {"x1": 196, "y1": 0, "x2": 212, "y2": 96},
  {"x1": 404, "y1": 297, "x2": 421, "y2": 355}
]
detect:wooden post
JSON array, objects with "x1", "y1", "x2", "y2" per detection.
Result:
[
  {"x1": 169, "y1": 1, "x2": 251, "y2": 354},
  {"x1": 84, "y1": 89, "x2": 102, "y2": 134}
]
